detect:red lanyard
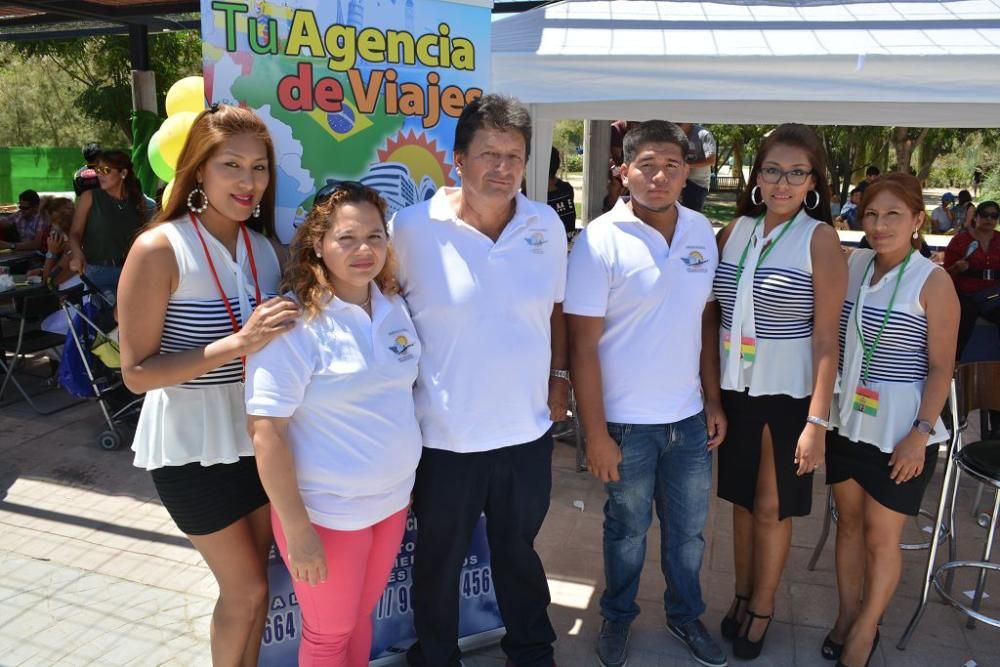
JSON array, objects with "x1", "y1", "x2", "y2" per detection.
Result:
[{"x1": 188, "y1": 211, "x2": 262, "y2": 377}]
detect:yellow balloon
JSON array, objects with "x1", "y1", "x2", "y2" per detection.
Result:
[
  {"x1": 165, "y1": 76, "x2": 205, "y2": 117},
  {"x1": 162, "y1": 179, "x2": 175, "y2": 208},
  {"x1": 158, "y1": 111, "x2": 198, "y2": 169}
]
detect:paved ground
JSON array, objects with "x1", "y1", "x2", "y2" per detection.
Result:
[{"x1": 1, "y1": 368, "x2": 999, "y2": 667}]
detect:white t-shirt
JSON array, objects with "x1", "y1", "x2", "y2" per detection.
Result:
[
  {"x1": 391, "y1": 188, "x2": 567, "y2": 454},
  {"x1": 930, "y1": 205, "x2": 954, "y2": 233},
  {"x1": 564, "y1": 199, "x2": 718, "y2": 424},
  {"x1": 245, "y1": 285, "x2": 423, "y2": 531}
]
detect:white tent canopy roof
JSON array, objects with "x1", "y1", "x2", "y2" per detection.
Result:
[{"x1": 491, "y1": 0, "x2": 1000, "y2": 127}]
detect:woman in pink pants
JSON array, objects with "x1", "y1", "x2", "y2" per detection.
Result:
[{"x1": 246, "y1": 182, "x2": 423, "y2": 666}]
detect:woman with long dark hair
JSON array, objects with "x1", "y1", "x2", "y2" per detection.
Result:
[
  {"x1": 822, "y1": 174, "x2": 957, "y2": 667},
  {"x1": 118, "y1": 104, "x2": 300, "y2": 666},
  {"x1": 68, "y1": 150, "x2": 148, "y2": 299},
  {"x1": 712, "y1": 123, "x2": 847, "y2": 659}
]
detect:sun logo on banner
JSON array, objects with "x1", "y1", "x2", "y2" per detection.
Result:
[{"x1": 378, "y1": 129, "x2": 456, "y2": 190}]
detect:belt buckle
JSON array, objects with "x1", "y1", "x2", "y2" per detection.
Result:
[{"x1": 985, "y1": 270, "x2": 995, "y2": 280}]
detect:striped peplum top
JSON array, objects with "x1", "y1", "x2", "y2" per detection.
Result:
[
  {"x1": 715, "y1": 211, "x2": 825, "y2": 398},
  {"x1": 830, "y1": 248, "x2": 948, "y2": 453},
  {"x1": 131, "y1": 218, "x2": 282, "y2": 470}
]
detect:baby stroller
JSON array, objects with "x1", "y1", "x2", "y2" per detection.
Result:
[{"x1": 58, "y1": 274, "x2": 143, "y2": 450}]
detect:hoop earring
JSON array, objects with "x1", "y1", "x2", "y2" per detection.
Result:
[
  {"x1": 750, "y1": 185, "x2": 763, "y2": 206},
  {"x1": 805, "y1": 190, "x2": 820, "y2": 210},
  {"x1": 252, "y1": 203, "x2": 261, "y2": 218},
  {"x1": 187, "y1": 184, "x2": 208, "y2": 214}
]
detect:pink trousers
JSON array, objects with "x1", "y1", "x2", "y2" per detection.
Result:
[{"x1": 272, "y1": 507, "x2": 408, "y2": 667}]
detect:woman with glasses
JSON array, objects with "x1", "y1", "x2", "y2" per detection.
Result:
[
  {"x1": 712, "y1": 124, "x2": 847, "y2": 659},
  {"x1": 118, "y1": 105, "x2": 299, "y2": 666},
  {"x1": 245, "y1": 182, "x2": 421, "y2": 667},
  {"x1": 822, "y1": 173, "x2": 957, "y2": 667},
  {"x1": 68, "y1": 151, "x2": 150, "y2": 300},
  {"x1": 944, "y1": 200, "x2": 1000, "y2": 358}
]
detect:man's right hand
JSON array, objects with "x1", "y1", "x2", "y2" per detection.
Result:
[{"x1": 586, "y1": 432, "x2": 623, "y2": 483}]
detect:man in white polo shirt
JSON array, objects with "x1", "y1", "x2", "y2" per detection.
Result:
[
  {"x1": 566, "y1": 121, "x2": 728, "y2": 667},
  {"x1": 392, "y1": 94, "x2": 568, "y2": 667}
]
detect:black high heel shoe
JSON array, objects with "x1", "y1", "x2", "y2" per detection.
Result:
[
  {"x1": 835, "y1": 629, "x2": 879, "y2": 667},
  {"x1": 821, "y1": 632, "x2": 844, "y2": 661},
  {"x1": 732, "y1": 610, "x2": 773, "y2": 660},
  {"x1": 720, "y1": 594, "x2": 750, "y2": 641}
]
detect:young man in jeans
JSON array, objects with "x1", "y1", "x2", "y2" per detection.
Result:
[{"x1": 566, "y1": 120, "x2": 727, "y2": 667}]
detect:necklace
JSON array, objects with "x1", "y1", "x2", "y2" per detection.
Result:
[{"x1": 109, "y1": 189, "x2": 128, "y2": 211}]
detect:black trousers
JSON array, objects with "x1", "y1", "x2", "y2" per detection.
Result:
[
  {"x1": 406, "y1": 432, "x2": 556, "y2": 667},
  {"x1": 957, "y1": 292, "x2": 1000, "y2": 360}
]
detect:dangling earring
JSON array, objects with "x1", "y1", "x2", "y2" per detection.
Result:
[
  {"x1": 750, "y1": 186, "x2": 763, "y2": 206},
  {"x1": 252, "y1": 203, "x2": 261, "y2": 218},
  {"x1": 805, "y1": 190, "x2": 820, "y2": 210},
  {"x1": 187, "y1": 184, "x2": 208, "y2": 213},
  {"x1": 315, "y1": 251, "x2": 322, "y2": 258},
  {"x1": 912, "y1": 228, "x2": 920, "y2": 240}
]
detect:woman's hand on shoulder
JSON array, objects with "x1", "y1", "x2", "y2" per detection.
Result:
[{"x1": 236, "y1": 296, "x2": 302, "y2": 355}]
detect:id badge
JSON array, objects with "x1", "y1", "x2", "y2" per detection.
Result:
[
  {"x1": 852, "y1": 385, "x2": 879, "y2": 416},
  {"x1": 723, "y1": 332, "x2": 757, "y2": 362}
]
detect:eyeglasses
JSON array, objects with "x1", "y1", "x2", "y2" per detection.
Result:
[
  {"x1": 759, "y1": 166, "x2": 814, "y2": 186},
  {"x1": 94, "y1": 166, "x2": 115, "y2": 175},
  {"x1": 313, "y1": 179, "x2": 379, "y2": 205}
]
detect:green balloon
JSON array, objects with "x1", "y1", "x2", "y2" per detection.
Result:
[{"x1": 148, "y1": 132, "x2": 175, "y2": 182}]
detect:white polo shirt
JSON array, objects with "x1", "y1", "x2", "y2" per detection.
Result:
[
  {"x1": 391, "y1": 188, "x2": 567, "y2": 454},
  {"x1": 245, "y1": 285, "x2": 423, "y2": 530},
  {"x1": 564, "y1": 199, "x2": 718, "y2": 424}
]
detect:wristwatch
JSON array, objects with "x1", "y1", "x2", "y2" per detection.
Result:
[
  {"x1": 913, "y1": 419, "x2": 936, "y2": 435},
  {"x1": 549, "y1": 369, "x2": 571, "y2": 383}
]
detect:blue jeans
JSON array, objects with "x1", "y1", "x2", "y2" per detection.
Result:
[
  {"x1": 84, "y1": 264, "x2": 122, "y2": 306},
  {"x1": 600, "y1": 412, "x2": 712, "y2": 626}
]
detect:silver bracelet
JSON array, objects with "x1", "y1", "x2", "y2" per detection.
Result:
[
  {"x1": 549, "y1": 369, "x2": 571, "y2": 382},
  {"x1": 806, "y1": 415, "x2": 831, "y2": 430}
]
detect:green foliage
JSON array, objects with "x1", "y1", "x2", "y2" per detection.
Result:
[
  {"x1": 563, "y1": 152, "x2": 583, "y2": 173},
  {"x1": 982, "y1": 169, "x2": 1000, "y2": 203},
  {"x1": 3, "y1": 30, "x2": 202, "y2": 147},
  {"x1": 553, "y1": 119, "x2": 583, "y2": 158}
]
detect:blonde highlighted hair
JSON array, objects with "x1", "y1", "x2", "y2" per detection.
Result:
[{"x1": 282, "y1": 183, "x2": 397, "y2": 318}]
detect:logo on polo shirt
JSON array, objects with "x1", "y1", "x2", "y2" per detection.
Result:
[
  {"x1": 388, "y1": 332, "x2": 415, "y2": 361},
  {"x1": 525, "y1": 231, "x2": 548, "y2": 254},
  {"x1": 681, "y1": 247, "x2": 710, "y2": 272}
]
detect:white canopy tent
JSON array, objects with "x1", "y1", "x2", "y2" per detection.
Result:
[{"x1": 490, "y1": 0, "x2": 1000, "y2": 199}]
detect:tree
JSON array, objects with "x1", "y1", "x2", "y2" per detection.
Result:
[{"x1": 11, "y1": 31, "x2": 202, "y2": 144}]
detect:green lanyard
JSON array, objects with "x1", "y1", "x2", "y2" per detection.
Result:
[
  {"x1": 735, "y1": 213, "x2": 798, "y2": 282},
  {"x1": 854, "y1": 249, "x2": 914, "y2": 385}
]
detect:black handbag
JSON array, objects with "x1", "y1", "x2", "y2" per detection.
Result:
[{"x1": 974, "y1": 284, "x2": 1000, "y2": 313}]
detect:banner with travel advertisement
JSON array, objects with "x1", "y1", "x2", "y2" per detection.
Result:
[
  {"x1": 200, "y1": 0, "x2": 491, "y2": 242},
  {"x1": 258, "y1": 513, "x2": 503, "y2": 665}
]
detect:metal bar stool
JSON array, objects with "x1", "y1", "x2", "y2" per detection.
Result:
[
  {"x1": 807, "y1": 380, "x2": 959, "y2": 572},
  {"x1": 899, "y1": 362, "x2": 1000, "y2": 648}
]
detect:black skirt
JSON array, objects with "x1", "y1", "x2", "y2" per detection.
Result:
[
  {"x1": 826, "y1": 430, "x2": 940, "y2": 516},
  {"x1": 150, "y1": 456, "x2": 269, "y2": 536},
  {"x1": 718, "y1": 389, "x2": 814, "y2": 519}
]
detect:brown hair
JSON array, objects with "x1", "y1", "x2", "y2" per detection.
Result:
[
  {"x1": 98, "y1": 150, "x2": 146, "y2": 222},
  {"x1": 858, "y1": 172, "x2": 925, "y2": 250},
  {"x1": 154, "y1": 104, "x2": 277, "y2": 238},
  {"x1": 39, "y1": 196, "x2": 74, "y2": 232},
  {"x1": 282, "y1": 185, "x2": 397, "y2": 319},
  {"x1": 736, "y1": 123, "x2": 833, "y2": 224}
]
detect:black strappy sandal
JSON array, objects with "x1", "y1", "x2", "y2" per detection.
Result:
[
  {"x1": 733, "y1": 609, "x2": 773, "y2": 660},
  {"x1": 821, "y1": 632, "x2": 844, "y2": 661},
  {"x1": 835, "y1": 629, "x2": 879, "y2": 667},
  {"x1": 720, "y1": 593, "x2": 750, "y2": 641}
]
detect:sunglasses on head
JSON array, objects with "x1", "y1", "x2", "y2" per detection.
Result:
[{"x1": 313, "y1": 179, "x2": 378, "y2": 205}]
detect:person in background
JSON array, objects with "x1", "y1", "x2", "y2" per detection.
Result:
[
  {"x1": 930, "y1": 192, "x2": 957, "y2": 234},
  {"x1": 118, "y1": 105, "x2": 299, "y2": 667},
  {"x1": 547, "y1": 146, "x2": 577, "y2": 236},
  {"x1": 713, "y1": 123, "x2": 846, "y2": 660},
  {"x1": 855, "y1": 166, "x2": 880, "y2": 194},
  {"x1": 247, "y1": 183, "x2": 422, "y2": 667},
  {"x1": 394, "y1": 94, "x2": 567, "y2": 667},
  {"x1": 836, "y1": 189, "x2": 863, "y2": 231},
  {"x1": 973, "y1": 166, "x2": 984, "y2": 198},
  {"x1": 68, "y1": 151, "x2": 149, "y2": 300},
  {"x1": 944, "y1": 200, "x2": 1000, "y2": 358},
  {"x1": 567, "y1": 120, "x2": 728, "y2": 667},
  {"x1": 27, "y1": 197, "x2": 77, "y2": 287},
  {"x1": 822, "y1": 173, "x2": 958, "y2": 667},
  {"x1": 73, "y1": 143, "x2": 101, "y2": 196},
  {"x1": 953, "y1": 189, "x2": 976, "y2": 232},
  {"x1": 0, "y1": 189, "x2": 48, "y2": 252},
  {"x1": 677, "y1": 122, "x2": 717, "y2": 213}
]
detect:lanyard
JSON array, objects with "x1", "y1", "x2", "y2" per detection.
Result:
[
  {"x1": 188, "y1": 211, "x2": 262, "y2": 378},
  {"x1": 735, "y1": 212, "x2": 797, "y2": 282},
  {"x1": 854, "y1": 249, "x2": 913, "y2": 385}
]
